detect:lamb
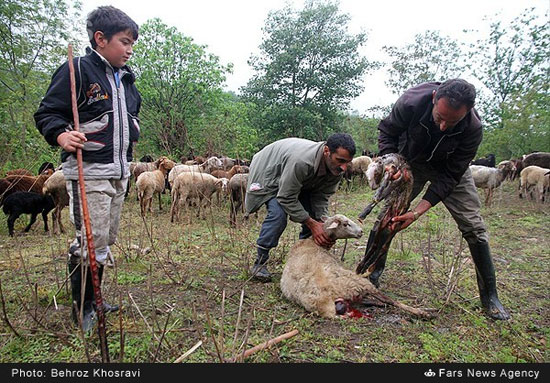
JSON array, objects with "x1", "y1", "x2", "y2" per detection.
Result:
[
  {"x1": 470, "y1": 165, "x2": 509, "y2": 206},
  {"x1": 135, "y1": 158, "x2": 176, "y2": 216},
  {"x1": 42, "y1": 170, "x2": 69, "y2": 234},
  {"x1": 280, "y1": 214, "x2": 434, "y2": 319},
  {"x1": 2, "y1": 191, "x2": 55, "y2": 236},
  {"x1": 170, "y1": 172, "x2": 226, "y2": 222},
  {"x1": 228, "y1": 173, "x2": 248, "y2": 227},
  {"x1": 471, "y1": 153, "x2": 496, "y2": 167},
  {"x1": 168, "y1": 156, "x2": 224, "y2": 187},
  {"x1": 519, "y1": 165, "x2": 550, "y2": 203}
]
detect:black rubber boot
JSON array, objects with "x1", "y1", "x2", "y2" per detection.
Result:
[
  {"x1": 68, "y1": 256, "x2": 96, "y2": 332},
  {"x1": 251, "y1": 248, "x2": 272, "y2": 282},
  {"x1": 469, "y1": 241, "x2": 510, "y2": 320},
  {"x1": 368, "y1": 250, "x2": 388, "y2": 289},
  {"x1": 96, "y1": 266, "x2": 119, "y2": 313}
]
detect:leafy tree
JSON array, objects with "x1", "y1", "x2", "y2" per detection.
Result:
[
  {"x1": 0, "y1": 0, "x2": 82, "y2": 169},
  {"x1": 383, "y1": 30, "x2": 468, "y2": 96},
  {"x1": 467, "y1": 8, "x2": 549, "y2": 131},
  {"x1": 131, "y1": 18, "x2": 240, "y2": 159},
  {"x1": 242, "y1": 0, "x2": 376, "y2": 142}
]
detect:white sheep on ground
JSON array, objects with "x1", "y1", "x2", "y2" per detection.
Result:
[
  {"x1": 470, "y1": 165, "x2": 509, "y2": 206},
  {"x1": 168, "y1": 156, "x2": 224, "y2": 187},
  {"x1": 344, "y1": 156, "x2": 372, "y2": 188},
  {"x1": 136, "y1": 158, "x2": 176, "y2": 216},
  {"x1": 42, "y1": 169, "x2": 69, "y2": 234},
  {"x1": 519, "y1": 165, "x2": 550, "y2": 203},
  {"x1": 280, "y1": 214, "x2": 434, "y2": 319},
  {"x1": 170, "y1": 172, "x2": 226, "y2": 222}
]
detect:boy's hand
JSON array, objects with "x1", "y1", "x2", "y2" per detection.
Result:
[{"x1": 57, "y1": 131, "x2": 86, "y2": 152}]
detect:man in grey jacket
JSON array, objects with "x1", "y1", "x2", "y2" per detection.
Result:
[
  {"x1": 369, "y1": 78, "x2": 510, "y2": 320},
  {"x1": 245, "y1": 133, "x2": 356, "y2": 282}
]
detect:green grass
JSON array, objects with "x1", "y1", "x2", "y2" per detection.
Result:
[{"x1": 0, "y1": 180, "x2": 548, "y2": 363}]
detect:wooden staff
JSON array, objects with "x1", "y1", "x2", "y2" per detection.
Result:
[{"x1": 68, "y1": 44, "x2": 109, "y2": 363}]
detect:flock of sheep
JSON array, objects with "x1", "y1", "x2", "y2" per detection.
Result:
[{"x1": 469, "y1": 152, "x2": 550, "y2": 206}]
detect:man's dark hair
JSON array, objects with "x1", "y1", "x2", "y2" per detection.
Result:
[
  {"x1": 326, "y1": 133, "x2": 356, "y2": 157},
  {"x1": 434, "y1": 79, "x2": 476, "y2": 109},
  {"x1": 87, "y1": 6, "x2": 139, "y2": 49}
]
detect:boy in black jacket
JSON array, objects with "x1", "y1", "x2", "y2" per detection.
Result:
[{"x1": 35, "y1": 6, "x2": 141, "y2": 332}]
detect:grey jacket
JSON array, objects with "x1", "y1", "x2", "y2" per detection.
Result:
[{"x1": 245, "y1": 138, "x2": 343, "y2": 223}]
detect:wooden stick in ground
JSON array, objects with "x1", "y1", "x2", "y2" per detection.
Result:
[
  {"x1": 232, "y1": 329, "x2": 299, "y2": 362},
  {"x1": 67, "y1": 44, "x2": 109, "y2": 363}
]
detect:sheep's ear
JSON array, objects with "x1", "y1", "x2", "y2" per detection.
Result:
[{"x1": 326, "y1": 220, "x2": 339, "y2": 230}]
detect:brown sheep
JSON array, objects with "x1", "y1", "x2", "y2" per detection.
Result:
[{"x1": 136, "y1": 158, "x2": 175, "y2": 216}]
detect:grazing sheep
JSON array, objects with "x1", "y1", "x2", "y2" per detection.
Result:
[
  {"x1": 229, "y1": 173, "x2": 248, "y2": 227},
  {"x1": 344, "y1": 155, "x2": 372, "y2": 188},
  {"x1": 522, "y1": 152, "x2": 550, "y2": 169},
  {"x1": 127, "y1": 156, "x2": 171, "y2": 198},
  {"x1": 497, "y1": 160, "x2": 516, "y2": 181},
  {"x1": 168, "y1": 156, "x2": 224, "y2": 187},
  {"x1": 471, "y1": 153, "x2": 496, "y2": 167},
  {"x1": 211, "y1": 165, "x2": 245, "y2": 180},
  {"x1": 519, "y1": 166, "x2": 550, "y2": 203},
  {"x1": 42, "y1": 170, "x2": 69, "y2": 234},
  {"x1": 280, "y1": 214, "x2": 433, "y2": 319},
  {"x1": 136, "y1": 158, "x2": 175, "y2": 216},
  {"x1": 139, "y1": 154, "x2": 155, "y2": 163},
  {"x1": 3, "y1": 191, "x2": 55, "y2": 236},
  {"x1": 170, "y1": 172, "x2": 226, "y2": 222},
  {"x1": 1, "y1": 170, "x2": 54, "y2": 204},
  {"x1": 470, "y1": 165, "x2": 508, "y2": 206}
]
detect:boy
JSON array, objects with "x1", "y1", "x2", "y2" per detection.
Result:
[{"x1": 34, "y1": 6, "x2": 141, "y2": 331}]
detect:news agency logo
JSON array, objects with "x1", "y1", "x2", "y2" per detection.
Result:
[{"x1": 424, "y1": 369, "x2": 436, "y2": 377}]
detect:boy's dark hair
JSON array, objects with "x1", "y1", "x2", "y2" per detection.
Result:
[
  {"x1": 326, "y1": 133, "x2": 356, "y2": 157},
  {"x1": 87, "y1": 6, "x2": 139, "y2": 49},
  {"x1": 435, "y1": 78, "x2": 476, "y2": 110}
]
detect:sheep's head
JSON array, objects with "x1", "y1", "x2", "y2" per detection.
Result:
[
  {"x1": 323, "y1": 214, "x2": 363, "y2": 240},
  {"x1": 216, "y1": 177, "x2": 229, "y2": 193}
]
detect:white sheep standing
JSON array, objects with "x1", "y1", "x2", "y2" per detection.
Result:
[
  {"x1": 42, "y1": 169, "x2": 69, "y2": 234},
  {"x1": 280, "y1": 214, "x2": 434, "y2": 319},
  {"x1": 168, "y1": 156, "x2": 224, "y2": 188},
  {"x1": 170, "y1": 172, "x2": 226, "y2": 222},
  {"x1": 136, "y1": 158, "x2": 175, "y2": 216},
  {"x1": 519, "y1": 165, "x2": 550, "y2": 203},
  {"x1": 470, "y1": 165, "x2": 509, "y2": 206}
]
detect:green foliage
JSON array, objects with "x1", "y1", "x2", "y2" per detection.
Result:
[
  {"x1": 242, "y1": 0, "x2": 377, "y2": 141},
  {"x1": 467, "y1": 8, "x2": 549, "y2": 131},
  {"x1": 384, "y1": 30, "x2": 468, "y2": 96},
  {"x1": 0, "y1": 0, "x2": 83, "y2": 168},
  {"x1": 131, "y1": 19, "x2": 257, "y2": 159}
]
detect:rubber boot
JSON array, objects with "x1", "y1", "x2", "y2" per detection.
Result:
[
  {"x1": 68, "y1": 256, "x2": 97, "y2": 332},
  {"x1": 368, "y1": 250, "x2": 388, "y2": 289},
  {"x1": 251, "y1": 248, "x2": 272, "y2": 282},
  {"x1": 468, "y1": 241, "x2": 510, "y2": 320},
  {"x1": 96, "y1": 265, "x2": 119, "y2": 313}
]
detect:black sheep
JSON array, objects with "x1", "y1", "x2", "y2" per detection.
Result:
[
  {"x1": 471, "y1": 153, "x2": 496, "y2": 167},
  {"x1": 2, "y1": 191, "x2": 55, "y2": 236}
]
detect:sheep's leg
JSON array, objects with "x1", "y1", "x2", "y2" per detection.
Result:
[
  {"x1": 24, "y1": 213, "x2": 38, "y2": 233},
  {"x1": 58, "y1": 206, "x2": 65, "y2": 233},
  {"x1": 7, "y1": 213, "x2": 19, "y2": 236},
  {"x1": 229, "y1": 197, "x2": 236, "y2": 227},
  {"x1": 364, "y1": 287, "x2": 434, "y2": 319},
  {"x1": 158, "y1": 191, "x2": 162, "y2": 211},
  {"x1": 42, "y1": 210, "x2": 49, "y2": 233}
]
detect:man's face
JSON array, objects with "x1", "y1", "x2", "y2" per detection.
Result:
[
  {"x1": 95, "y1": 29, "x2": 135, "y2": 68},
  {"x1": 432, "y1": 93, "x2": 469, "y2": 132},
  {"x1": 324, "y1": 146, "x2": 353, "y2": 176}
]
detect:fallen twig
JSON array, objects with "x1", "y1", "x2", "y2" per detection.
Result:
[
  {"x1": 229, "y1": 329, "x2": 299, "y2": 362},
  {"x1": 173, "y1": 340, "x2": 203, "y2": 363}
]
